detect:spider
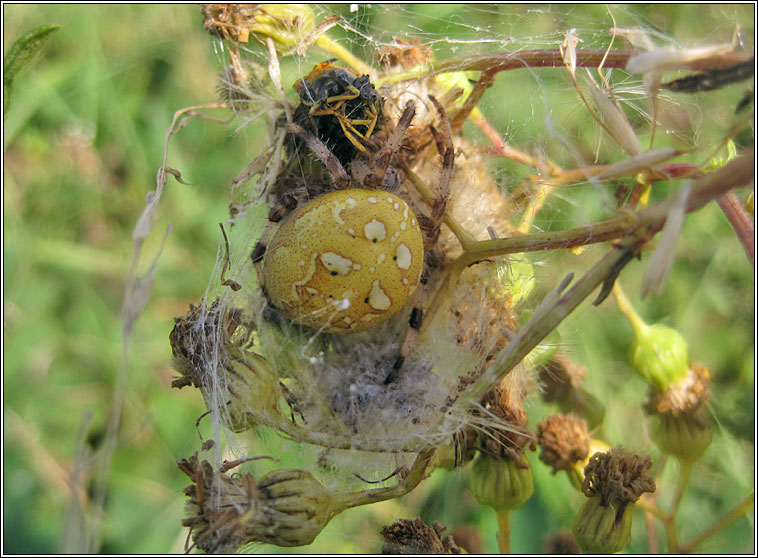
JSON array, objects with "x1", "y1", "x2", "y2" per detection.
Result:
[{"x1": 251, "y1": 74, "x2": 455, "y2": 382}]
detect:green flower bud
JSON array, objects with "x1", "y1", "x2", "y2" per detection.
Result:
[
  {"x1": 650, "y1": 411, "x2": 712, "y2": 464},
  {"x1": 630, "y1": 322, "x2": 689, "y2": 390},
  {"x1": 495, "y1": 256, "x2": 536, "y2": 306},
  {"x1": 572, "y1": 496, "x2": 633, "y2": 554},
  {"x1": 469, "y1": 453, "x2": 534, "y2": 511},
  {"x1": 614, "y1": 284, "x2": 689, "y2": 390},
  {"x1": 647, "y1": 363, "x2": 713, "y2": 463}
]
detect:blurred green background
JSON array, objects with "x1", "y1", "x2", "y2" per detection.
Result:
[{"x1": 3, "y1": 4, "x2": 753, "y2": 554}]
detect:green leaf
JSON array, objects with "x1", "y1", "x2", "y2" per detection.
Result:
[{"x1": 3, "y1": 23, "x2": 60, "y2": 114}]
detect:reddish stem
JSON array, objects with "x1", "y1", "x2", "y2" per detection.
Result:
[{"x1": 717, "y1": 192, "x2": 755, "y2": 265}]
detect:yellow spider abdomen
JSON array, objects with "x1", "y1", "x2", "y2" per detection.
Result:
[{"x1": 262, "y1": 188, "x2": 424, "y2": 333}]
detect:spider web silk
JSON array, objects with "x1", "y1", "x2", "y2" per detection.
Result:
[{"x1": 159, "y1": 4, "x2": 753, "y2": 553}]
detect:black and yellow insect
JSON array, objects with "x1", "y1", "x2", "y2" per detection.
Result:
[{"x1": 292, "y1": 61, "x2": 384, "y2": 165}]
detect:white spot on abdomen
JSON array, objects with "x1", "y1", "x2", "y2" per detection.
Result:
[
  {"x1": 364, "y1": 219, "x2": 387, "y2": 243},
  {"x1": 367, "y1": 280, "x2": 391, "y2": 310},
  {"x1": 395, "y1": 244, "x2": 412, "y2": 269},
  {"x1": 320, "y1": 252, "x2": 353, "y2": 275}
]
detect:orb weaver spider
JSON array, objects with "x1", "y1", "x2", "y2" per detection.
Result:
[{"x1": 252, "y1": 64, "x2": 455, "y2": 383}]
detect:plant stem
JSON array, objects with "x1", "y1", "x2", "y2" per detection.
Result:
[
  {"x1": 314, "y1": 34, "x2": 375, "y2": 77},
  {"x1": 679, "y1": 490, "x2": 755, "y2": 554},
  {"x1": 335, "y1": 449, "x2": 436, "y2": 511},
  {"x1": 669, "y1": 459, "x2": 692, "y2": 522},
  {"x1": 661, "y1": 458, "x2": 692, "y2": 553},
  {"x1": 496, "y1": 510, "x2": 511, "y2": 553},
  {"x1": 717, "y1": 192, "x2": 754, "y2": 265},
  {"x1": 637, "y1": 497, "x2": 669, "y2": 522}
]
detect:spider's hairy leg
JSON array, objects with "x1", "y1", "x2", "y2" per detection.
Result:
[
  {"x1": 363, "y1": 101, "x2": 415, "y2": 189},
  {"x1": 285, "y1": 121, "x2": 351, "y2": 188},
  {"x1": 250, "y1": 196, "x2": 296, "y2": 268},
  {"x1": 422, "y1": 95, "x2": 455, "y2": 249},
  {"x1": 384, "y1": 98, "x2": 454, "y2": 384},
  {"x1": 384, "y1": 287, "x2": 424, "y2": 384}
]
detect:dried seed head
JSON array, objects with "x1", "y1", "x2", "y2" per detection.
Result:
[
  {"x1": 581, "y1": 446, "x2": 656, "y2": 510},
  {"x1": 254, "y1": 468, "x2": 339, "y2": 546},
  {"x1": 572, "y1": 446, "x2": 654, "y2": 554},
  {"x1": 169, "y1": 301, "x2": 283, "y2": 431},
  {"x1": 543, "y1": 530, "x2": 581, "y2": 555},
  {"x1": 180, "y1": 456, "x2": 340, "y2": 552},
  {"x1": 537, "y1": 353, "x2": 606, "y2": 429},
  {"x1": 477, "y1": 387, "x2": 536, "y2": 459},
  {"x1": 381, "y1": 518, "x2": 459, "y2": 554},
  {"x1": 537, "y1": 413, "x2": 590, "y2": 475},
  {"x1": 379, "y1": 37, "x2": 433, "y2": 71},
  {"x1": 647, "y1": 361, "x2": 710, "y2": 416}
]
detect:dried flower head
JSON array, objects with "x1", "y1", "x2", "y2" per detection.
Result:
[
  {"x1": 179, "y1": 454, "x2": 341, "y2": 551},
  {"x1": 537, "y1": 413, "x2": 590, "y2": 475},
  {"x1": 581, "y1": 446, "x2": 656, "y2": 510},
  {"x1": 381, "y1": 518, "x2": 460, "y2": 554},
  {"x1": 543, "y1": 530, "x2": 581, "y2": 555},
  {"x1": 573, "y1": 447, "x2": 654, "y2": 554}
]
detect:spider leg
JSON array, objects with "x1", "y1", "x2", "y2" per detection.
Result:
[
  {"x1": 384, "y1": 287, "x2": 424, "y2": 384},
  {"x1": 384, "y1": 98, "x2": 454, "y2": 384},
  {"x1": 285, "y1": 121, "x2": 351, "y2": 188},
  {"x1": 363, "y1": 101, "x2": 415, "y2": 189},
  {"x1": 423, "y1": 95, "x2": 455, "y2": 249}
]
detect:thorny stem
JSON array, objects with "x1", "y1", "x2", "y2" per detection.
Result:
[
  {"x1": 496, "y1": 510, "x2": 511, "y2": 554},
  {"x1": 471, "y1": 111, "x2": 558, "y2": 175},
  {"x1": 376, "y1": 48, "x2": 753, "y2": 87},
  {"x1": 451, "y1": 149, "x2": 753, "y2": 407},
  {"x1": 717, "y1": 192, "x2": 754, "y2": 265},
  {"x1": 679, "y1": 490, "x2": 755, "y2": 554},
  {"x1": 332, "y1": 449, "x2": 436, "y2": 511},
  {"x1": 457, "y1": 149, "x2": 755, "y2": 266}
]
